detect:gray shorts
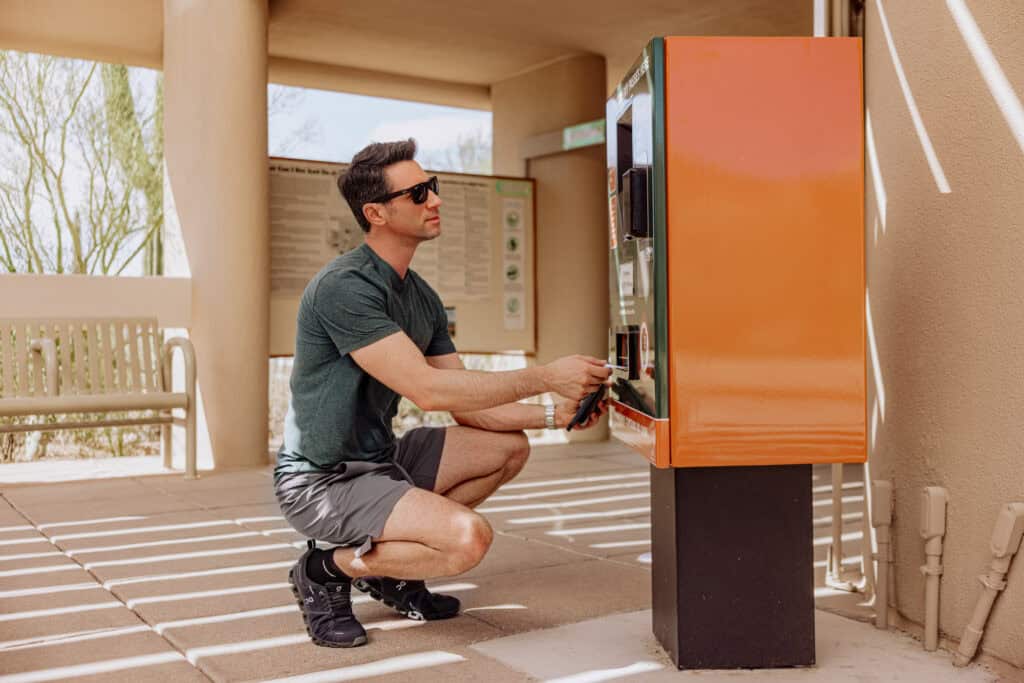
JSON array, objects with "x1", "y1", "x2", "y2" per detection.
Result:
[{"x1": 274, "y1": 427, "x2": 446, "y2": 556}]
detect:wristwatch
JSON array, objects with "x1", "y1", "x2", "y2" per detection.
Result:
[{"x1": 544, "y1": 403, "x2": 556, "y2": 430}]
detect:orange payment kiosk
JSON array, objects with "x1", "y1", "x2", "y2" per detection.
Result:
[{"x1": 606, "y1": 37, "x2": 865, "y2": 669}]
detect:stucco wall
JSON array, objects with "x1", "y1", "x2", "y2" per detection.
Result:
[{"x1": 864, "y1": 0, "x2": 1024, "y2": 667}]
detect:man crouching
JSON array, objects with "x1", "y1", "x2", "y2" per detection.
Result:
[{"x1": 274, "y1": 138, "x2": 609, "y2": 647}]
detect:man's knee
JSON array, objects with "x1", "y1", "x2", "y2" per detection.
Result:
[
  {"x1": 504, "y1": 430, "x2": 530, "y2": 476},
  {"x1": 448, "y1": 511, "x2": 493, "y2": 574}
]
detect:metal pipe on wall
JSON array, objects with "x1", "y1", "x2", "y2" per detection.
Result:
[
  {"x1": 953, "y1": 503, "x2": 1024, "y2": 667},
  {"x1": 871, "y1": 480, "x2": 894, "y2": 629},
  {"x1": 826, "y1": 463, "x2": 847, "y2": 586},
  {"x1": 860, "y1": 461, "x2": 877, "y2": 594},
  {"x1": 831, "y1": 0, "x2": 850, "y2": 37},
  {"x1": 920, "y1": 487, "x2": 948, "y2": 651}
]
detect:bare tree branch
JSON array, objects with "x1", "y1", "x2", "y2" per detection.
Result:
[{"x1": 0, "y1": 51, "x2": 162, "y2": 276}]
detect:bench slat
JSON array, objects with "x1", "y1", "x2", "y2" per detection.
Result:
[
  {"x1": 15, "y1": 322, "x2": 30, "y2": 397},
  {"x1": 58, "y1": 320, "x2": 74, "y2": 396},
  {"x1": 141, "y1": 320, "x2": 156, "y2": 392},
  {"x1": 113, "y1": 320, "x2": 127, "y2": 393},
  {"x1": 1, "y1": 322, "x2": 13, "y2": 398},
  {"x1": 74, "y1": 321, "x2": 88, "y2": 396},
  {"x1": 30, "y1": 321, "x2": 46, "y2": 396},
  {"x1": 124, "y1": 319, "x2": 139, "y2": 392},
  {"x1": 101, "y1": 321, "x2": 116, "y2": 394},
  {"x1": 87, "y1": 319, "x2": 102, "y2": 394},
  {"x1": 0, "y1": 391, "x2": 189, "y2": 417},
  {"x1": 133, "y1": 319, "x2": 144, "y2": 392}
]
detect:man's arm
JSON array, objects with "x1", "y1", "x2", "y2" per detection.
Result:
[
  {"x1": 426, "y1": 353, "x2": 608, "y2": 432},
  {"x1": 425, "y1": 353, "x2": 542, "y2": 430},
  {"x1": 349, "y1": 330, "x2": 608, "y2": 413}
]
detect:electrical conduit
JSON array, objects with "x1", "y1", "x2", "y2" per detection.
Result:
[
  {"x1": 920, "y1": 486, "x2": 948, "y2": 652},
  {"x1": 953, "y1": 503, "x2": 1024, "y2": 667}
]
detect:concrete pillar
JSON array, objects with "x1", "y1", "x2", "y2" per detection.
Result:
[
  {"x1": 492, "y1": 55, "x2": 609, "y2": 442},
  {"x1": 163, "y1": 0, "x2": 269, "y2": 468}
]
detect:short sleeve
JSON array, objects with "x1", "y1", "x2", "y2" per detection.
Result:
[
  {"x1": 424, "y1": 290, "x2": 457, "y2": 357},
  {"x1": 312, "y1": 270, "x2": 402, "y2": 357}
]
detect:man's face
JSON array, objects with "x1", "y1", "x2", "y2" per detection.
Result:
[{"x1": 377, "y1": 160, "x2": 442, "y2": 241}]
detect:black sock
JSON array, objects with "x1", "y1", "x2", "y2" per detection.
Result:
[{"x1": 305, "y1": 548, "x2": 348, "y2": 584}]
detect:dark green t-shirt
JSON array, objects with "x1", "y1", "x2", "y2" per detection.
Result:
[{"x1": 276, "y1": 242, "x2": 455, "y2": 473}]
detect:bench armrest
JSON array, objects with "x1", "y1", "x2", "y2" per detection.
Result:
[
  {"x1": 160, "y1": 335, "x2": 198, "y2": 479},
  {"x1": 28, "y1": 338, "x2": 58, "y2": 397},
  {"x1": 160, "y1": 336, "x2": 197, "y2": 394}
]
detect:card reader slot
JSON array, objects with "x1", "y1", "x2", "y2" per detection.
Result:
[
  {"x1": 627, "y1": 325, "x2": 640, "y2": 380},
  {"x1": 614, "y1": 326, "x2": 641, "y2": 381}
]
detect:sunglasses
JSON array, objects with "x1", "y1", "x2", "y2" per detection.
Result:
[{"x1": 370, "y1": 176, "x2": 439, "y2": 205}]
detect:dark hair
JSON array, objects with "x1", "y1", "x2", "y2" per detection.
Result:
[{"x1": 338, "y1": 139, "x2": 418, "y2": 232}]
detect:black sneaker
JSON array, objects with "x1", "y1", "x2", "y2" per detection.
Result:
[
  {"x1": 353, "y1": 577, "x2": 461, "y2": 621},
  {"x1": 288, "y1": 549, "x2": 368, "y2": 648}
]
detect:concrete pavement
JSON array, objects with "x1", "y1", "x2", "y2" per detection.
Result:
[{"x1": 0, "y1": 442, "x2": 1011, "y2": 681}]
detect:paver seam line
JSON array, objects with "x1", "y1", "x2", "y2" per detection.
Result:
[
  {"x1": 451, "y1": 609, "x2": 512, "y2": 636},
  {"x1": 491, "y1": 528, "x2": 654, "y2": 566},
  {"x1": 456, "y1": 533, "x2": 627, "y2": 583},
  {"x1": 3, "y1": 461, "x2": 640, "y2": 678},
  {"x1": 2, "y1": 476, "x2": 394, "y2": 680},
  {"x1": 603, "y1": 556, "x2": 653, "y2": 573},
  {"x1": 0, "y1": 490, "x2": 217, "y2": 682},
  {"x1": 493, "y1": 529, "x2": 608, "y2": 560},
  {"x1": 429, "y1": 644, "x2": 544, "y2": 682},
  {"x1": 463, "y1": 601, "x2": 651, "y2": 639}
]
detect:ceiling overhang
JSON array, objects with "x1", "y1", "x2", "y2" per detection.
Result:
[{"x1": 0, "y1": 0, "x2": 811, "y2": 109}]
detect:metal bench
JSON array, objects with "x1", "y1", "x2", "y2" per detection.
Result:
[{"x1": 0, "y1": 318, "x2": 197, "y2": 478}]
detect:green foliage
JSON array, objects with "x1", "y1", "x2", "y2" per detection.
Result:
[{"x1": 101, "y1": 64, "x2": 164, "y2": 275}]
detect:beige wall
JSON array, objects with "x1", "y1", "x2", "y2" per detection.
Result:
[
  {"x1": 1, "y1": 275, "x2": 190, "y2": 328},
  {"x1": 163, "y1": 0, "x2": 271, "y2": 469},
  {"x1": 492, "y1": 55, "x2": 610, "y2": 442},
  {"x1": 493, "y1": 56, "x2": 607, "y2": 177},
  {"x1": 864, "y1": 0, "x2": 1024, "y2": 668},
  {"x1": 269, "y1": 57, "x2": 489, "y2": 110},
  {"x1": 0, "y1": 0, "x2": 161, "y2": 69}
]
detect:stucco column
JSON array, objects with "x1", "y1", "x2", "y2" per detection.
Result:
[
  {"x1": 492, "y1": 55, "x2": 609, "y2": 441},
  {"x1": 163, "y1": 0, "x2": 269, "y2": 468}
]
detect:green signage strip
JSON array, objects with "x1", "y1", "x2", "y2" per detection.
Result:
[
  {"x1": 495, "y1": 180, "x2": 532, "y2": 197},
  {"x1": 562, "y1": 119, "x2": 606, "y2": 150}
]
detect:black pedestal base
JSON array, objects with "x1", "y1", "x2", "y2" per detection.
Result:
[{"x1": 651, "y1": 464, "x2": 814, "y2": 669}]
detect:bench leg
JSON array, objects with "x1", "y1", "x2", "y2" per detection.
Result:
[
  {"x1": 185, "y1": 404, "x2": 198, "y2": 480},
  {"x1": 162, "y1": 414, "x2": 172, "y2": 470}
]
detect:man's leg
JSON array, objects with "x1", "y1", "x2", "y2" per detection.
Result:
[
  {"x1": 331, "y1": 487, "x2": 492, "y2": 580},
  {"x1": 328, "y1": 427, "x2": 528, "y2": 622},
  {"x1": 287, "y1": 478, "x2": 488, "y2": 645},
  {"x1": 432, "y1": 426, "x2": 530, "y2": 508}
]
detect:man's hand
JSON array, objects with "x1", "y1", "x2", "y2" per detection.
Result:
[
  {"x1": 554, "y1": 394, "x2": 609, "y2": 430},
  {"x1": 542, "y1": 355, "x2": 611, "y2": 401}
]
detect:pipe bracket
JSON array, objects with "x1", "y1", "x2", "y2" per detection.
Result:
[
  {"x1": 920, "y1": 563, "x2": 944, "y2": 576},
  {"x1": 977, "y1": 573, "x2": 1007, "y2": 591}
]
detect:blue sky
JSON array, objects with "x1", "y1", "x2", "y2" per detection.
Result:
[{"x1": 267, "y1": 85, "x2": 492, "y2": 165}]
